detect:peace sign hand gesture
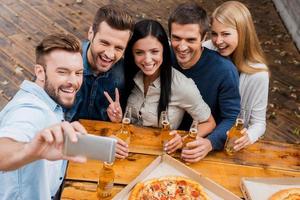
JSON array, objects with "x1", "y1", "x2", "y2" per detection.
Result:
[{"x1": 104, "y1": 88, "x2": 123, "y2": 123}]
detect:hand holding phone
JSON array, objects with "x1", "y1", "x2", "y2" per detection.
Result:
[{"x1": 63, "y1": 133, "x2": 117, "y2": 163}]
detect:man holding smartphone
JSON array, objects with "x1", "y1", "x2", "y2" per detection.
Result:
[{"x1": 0, "y1": 33, "x2": 87, "y2": 200}]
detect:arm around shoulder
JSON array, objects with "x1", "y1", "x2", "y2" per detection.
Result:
[
  {"x1": 175, "y1": 74, "x2": 216, "y2": 137},
  {"x1": 0, "y1": 121, "x2": 87, "y2": 171},
  {"x1": 208, "y1": 66, "x2": 241, "y2": 150}
]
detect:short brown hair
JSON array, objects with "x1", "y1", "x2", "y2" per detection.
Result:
[
  {"x1": 92, "y1": 5, "x2": 134, "y2": 34},
  {"x1": 36, "y1": 33, "x2": 81, "y2": 66},
  {"x1": 168, "y1": 2, "x2": 209, "y2": 39}
]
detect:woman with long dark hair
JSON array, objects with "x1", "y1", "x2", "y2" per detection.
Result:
[{"x1": 123, "y1": 19, "x2": 216, "y2": 154}]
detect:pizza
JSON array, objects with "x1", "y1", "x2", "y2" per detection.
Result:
[
  {"x1": 268, "y1": 188, "x2": 300, "y2": 200},
  {"x1": 129, "y1": 176, "x2": 210, "y2": 200}
]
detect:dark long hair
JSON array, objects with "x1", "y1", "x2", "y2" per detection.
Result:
[{"x1": 124, "y1": 19, "x2": 172, "y2": 125}]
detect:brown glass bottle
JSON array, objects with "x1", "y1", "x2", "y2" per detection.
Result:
[
  {"x1": 116, "y1": 107, "x2": 131, "y2": 145},
  {"x1": 116, "y1": 117, "x2": 131, "y2": 145},
  {"x1": 182, "y1": 127, "x2": 197, "y2": 149},
  {"x1": 224, "y1": 118, "x2": 244, "y2": 155},
  {"x1": 160, "y1": 111, "x2": 173, "y2": 153},
  {"x1": 97, "y1": 162, "x2": 115, "y2": 199}
]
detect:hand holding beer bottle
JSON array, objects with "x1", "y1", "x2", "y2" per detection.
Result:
[
  {"x1": 160, "y1": 111, "x2": 172, "y2": 153},
  {"x1": 160, "y1": 111, "x2": 183, "y2": 156},
  {"x1": 115, "y1": 107, "x2": 132, "y2": 145},
  {"x1": 181, "y1": 120, "x2": 198, "y2": 164},
  {"x1": 182, "y1": 120, "x2": 198, "y2": 150},
  {"x1": 112, "y1": 107, "x2": 131, "y2": 159},
  {"x1": 224, "y1": 110, "x2": 245, "y2": 155}
]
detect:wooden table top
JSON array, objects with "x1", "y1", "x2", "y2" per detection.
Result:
[{"x1": 62, "y1": 120, "x2": 300, "y2": 199}]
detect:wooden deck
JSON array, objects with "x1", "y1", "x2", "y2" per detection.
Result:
[{"x1": 0, "y1": 0, "x2": 299, "y2": 144}]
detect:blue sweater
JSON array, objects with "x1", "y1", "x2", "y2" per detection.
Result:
[{"x1": 174, "y1": 47, "x2": 240, "y2": 150}]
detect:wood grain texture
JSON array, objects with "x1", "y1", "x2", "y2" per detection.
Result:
[
  {"x1": 62, "y1": 120, "x2": 300, "y2": 199},
  {"x1": 80, "y1": 120, "x2": 300, "y2": 171},
  {"x1": 0, "y1": 0, "x2": 299, "y2": 145}
]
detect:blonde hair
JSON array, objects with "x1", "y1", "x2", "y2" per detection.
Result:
[{"x1": 212, "y1": 1, "x2": 268, "y2": 74}]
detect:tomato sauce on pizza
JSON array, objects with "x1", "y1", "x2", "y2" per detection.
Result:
[{"x1": 129, "y1": 176, "x2": 210, "y2": 200}]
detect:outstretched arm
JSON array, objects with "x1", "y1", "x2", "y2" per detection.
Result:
[{"x1": 0, "y1": 121, "x2": 87, "y2": 171}]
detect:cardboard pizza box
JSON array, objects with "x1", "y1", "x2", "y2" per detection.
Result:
[
  {"x1": 113, "y1": 154, "x2": 240, "y2": 200},
  {"x1": 241, "y1": 177, "x2": 300, "y2": 200}
]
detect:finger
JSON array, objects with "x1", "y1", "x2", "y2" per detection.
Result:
[
  {"x1": 71, "y1": 121, "x2": 87, "y2": 134},
  {"x1": 115, "y1": 152, "x2": 127, "y2": 159},
  {"x1": 112, "y1": 135, "x2": 128, "y2": 147},
  {"x1": 241, "y1": 138, "x2": 251, "y2": 149},
  {"x1": 186, "y1": 138, "x2": 202, "y2": 149},
  {"x1": 166, "y1": 134, "x2": 181, "y2": 151},
  {"x1": 165, "y1": 132, "x2": 177, "y2": 147},
  {"x1": 61, "y1": 121, "x2": 78, "y2": 143},
  {"x1": 240, "y1": 128, "x2": 247, "y2": 135},
  {"x1": 169, "y1": 130, "x2": 177, "y2": 136},
  {"x1": 63, "y1": 155, "x2": 87, "y2": 163},
  {"x1": 233, "y1": 143, "x2": 244, "y2": 152},
  {"x1": 51, "y1": 124, "x2": 64, "y2": 147},
  {"x1": 115, "y1": 143, "x2": 129, "y2": 159},
  {"x1": 234, "y1": 135, "x2": 247, "y2": 144},
  {"x1": 183, "y1": 155, "x2": 204, "y2": 163},
  {"x1": 234, "y1": 142, "x2": 247, "y2": 151},
  {"x1": 112, "y1": 104, "x2": 122, "y2": 116},
  {"x1": 104, "y1": 91, "x2": 114, "y2": 104},
  {"x1": 107, "y1": 107, "x2": 115, "y2": 117},
  {"x1": 167, "y1": 142, "x2": 182, "y2": 154},
  {"x1": 39, "y1": 129, "x2": 54, "y2": 143},
  {"x1": 182, "y1": 145, "x2": 205, "y2": 157},
  {"x1": 115, "y1": 88, "x2": 120, "y2": 103},
  {"x1": 182, "y1": 150, "x2": 204, "y2": 162},
  {"x1": 234, "y1": 138, "x2": 249, "y2": 151}
]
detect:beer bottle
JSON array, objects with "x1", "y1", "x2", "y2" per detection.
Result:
[
  {"x1": 224, "y1": 110, "x2": 245, "y2": 155},
  {"x1": 224, "y1": 118, "x2": 244, "y2": 155},
  {"x1": 160, "y1": 110, "x2": 172, "y2": 153},
  {"x1": 116, "y1": 107, "x2": 131, "y2": 145},
  {"x1": 182, "y1": 120, "x2": 198, "y2": 150},
  {"x1": 97, "y1": 162, "x2": 115, "y2": 199}
]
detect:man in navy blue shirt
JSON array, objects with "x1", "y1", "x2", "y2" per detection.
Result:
[
  {"x1": 65, "y1": 5, "x2": 134, "y2": 123},
  {"x1": 168, "y1": 3, "x2": 240, "y2": 162}
]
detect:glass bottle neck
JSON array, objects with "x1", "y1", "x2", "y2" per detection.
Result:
[{"x1": 103, "y1": 162, "x2": 114, "y2": 169}]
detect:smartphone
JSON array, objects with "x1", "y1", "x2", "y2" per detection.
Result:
[{"x1": 63, "y1": 133, "x2": 117, "y2": 163}]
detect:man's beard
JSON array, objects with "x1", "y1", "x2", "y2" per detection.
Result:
[{"x1": 44, "y1": 76, "x2": 74, "y2": 109}]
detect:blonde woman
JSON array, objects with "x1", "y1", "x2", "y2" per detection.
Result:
[{"x1": 204, "y1": 1, "x2": 269, "y2": 151}]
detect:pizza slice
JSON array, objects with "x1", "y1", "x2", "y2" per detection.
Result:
[{"x1": 129, "y1": 176, "x2": 210, "y2": 200}]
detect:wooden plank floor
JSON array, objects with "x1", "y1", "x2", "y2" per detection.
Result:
[{"x1": 0, "y1": 0, "x2": 299, "y2": 144}]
